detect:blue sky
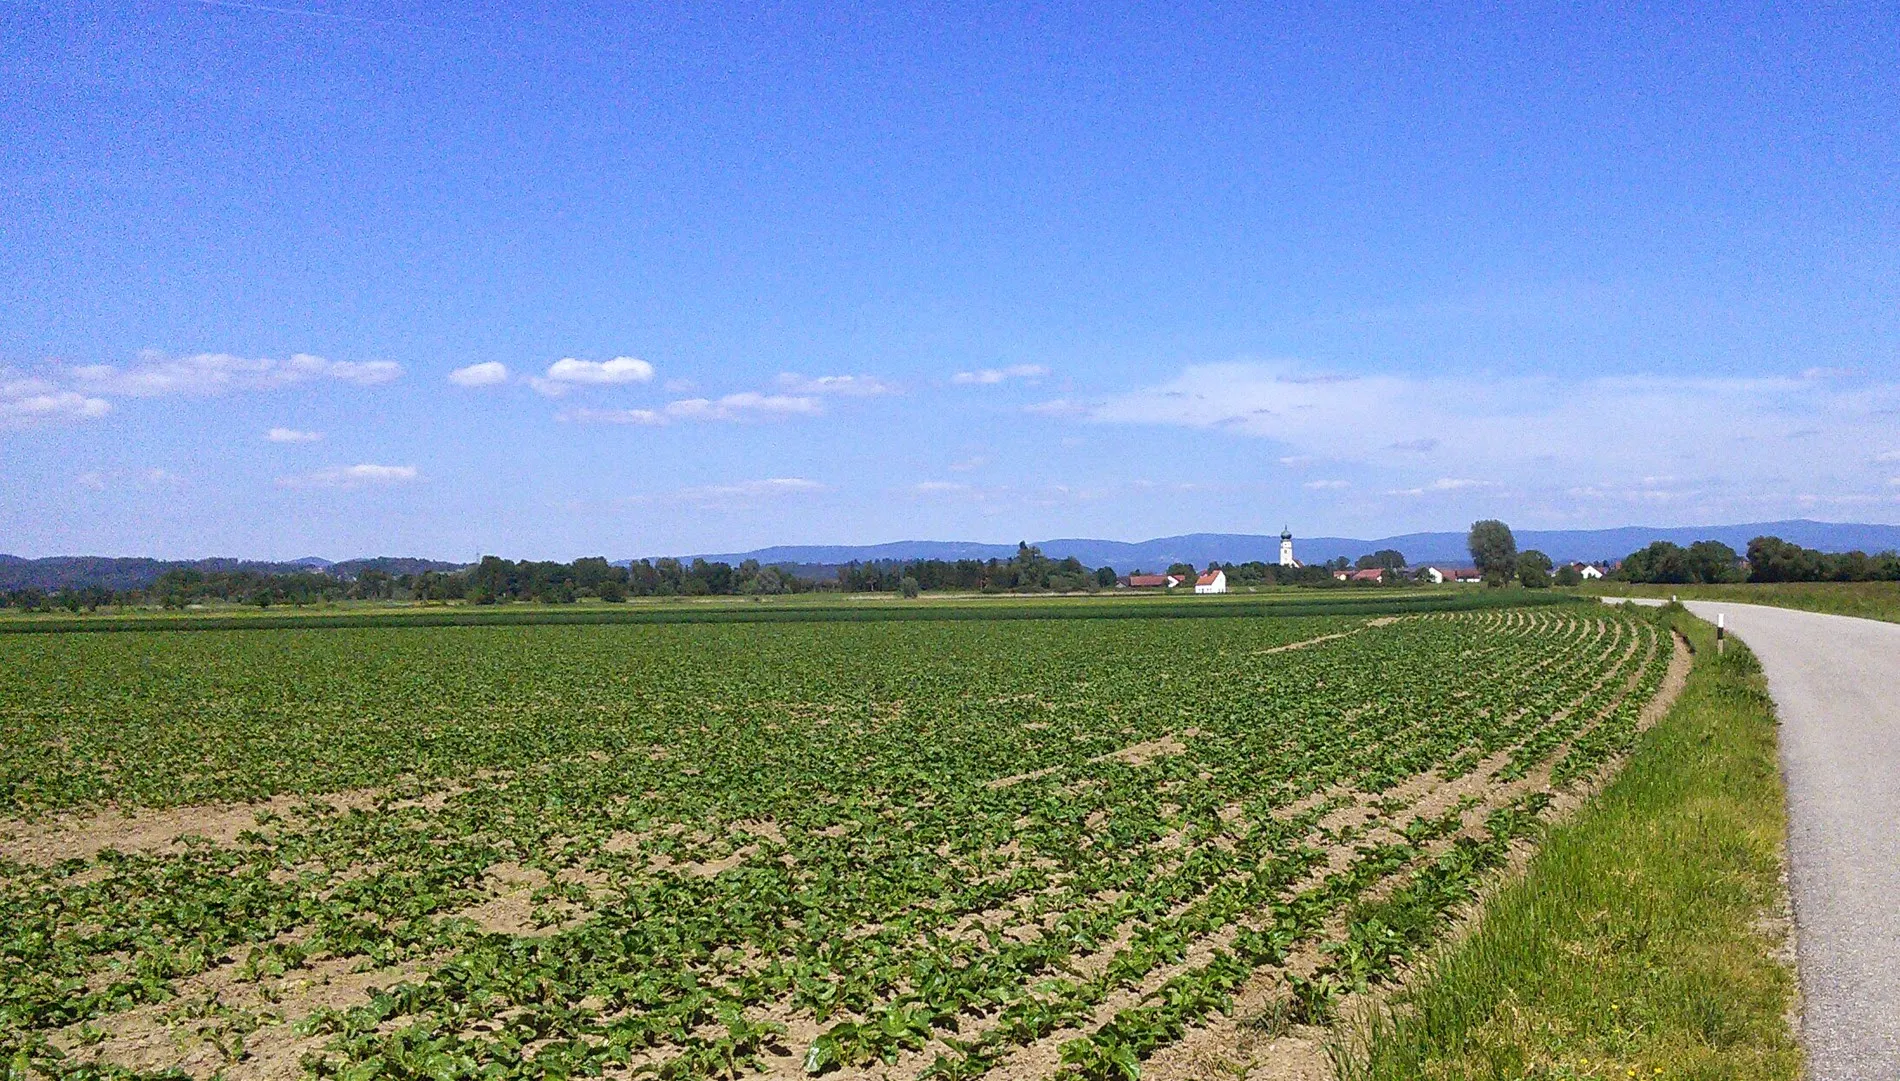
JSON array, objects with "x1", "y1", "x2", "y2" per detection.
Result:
[{"x1": 2, "y1": 2, "x2": 1896, "y2": 560}]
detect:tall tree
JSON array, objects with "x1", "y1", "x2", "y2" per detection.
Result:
[
  {"x1": 1517, "y1": 550, "x2": 1554, "y2": 588},
  {"x1": 1467, "y1": 520, "x2": 1518, "y2": 587}
]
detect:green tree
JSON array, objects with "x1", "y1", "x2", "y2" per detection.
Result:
[
  {"x1": 1517, "y1": 550, "x2": 1553, "y2": 589},
  {"x1": 1684, "y1": 540, "x2": 1740, "y2": 584},
  {"x1": 899, "y1": 575, "x2": 920, "y2": 599},
  {"x1": 1553, "y1": 563, "x2": 1583, "y2": 587},
  {"x1": 1166, "y1": 562, "x2": 1197, "y2": 581},
  {"x1": 1468, "y1": 520, "x2": 1518, "y2": 587},
  {"x1": 1355, "y1": 549, "x2": 1408, "y2": 572},
  {"x1": 1621, "y1": 541, "x2": 1689, "y2": 584}
]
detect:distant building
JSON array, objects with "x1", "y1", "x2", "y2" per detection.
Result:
[
  {"x1": 1348, "y1": 568, "x2": 1385, "y2": 583},
  {"x1": 1425, "y1": 566, "x2": 1483, "y2": 584},
  {"x1": 1194, "y1": 568, "x2": 1228, "y2": 594},
  {"x1": 1279, "y1": 527, "x2": 1299, "y2": 568},
  {"x1": 1577, "y1": 563, "x2": 1605, "y2": 580},
  {"x1": 1123, "y1": 573, "x2": 1180, "y2": 589}
]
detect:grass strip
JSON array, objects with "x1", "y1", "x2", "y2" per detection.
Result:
[
  {"x1": 1578, "y1": 579, "x2": 1900, "y2": 624},
  {"x1": 1338, "y1": 606, "x2": 1799, "y2": 1081},
  {"x1": 0, "y1": 589, "x2": 1583, "y2": 634}
]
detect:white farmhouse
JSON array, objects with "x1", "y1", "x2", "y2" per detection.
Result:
[
  {"x1": 1578, "y1": 564, "x2": 1605, "y2": 580},
  {"x1": 1194, "y1": 568, "x2": 1228, "y2": 594}
]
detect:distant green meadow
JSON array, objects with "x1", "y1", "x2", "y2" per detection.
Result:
[{"x1": 0, "y1": 585, "x2": 1580, "y2": 634}]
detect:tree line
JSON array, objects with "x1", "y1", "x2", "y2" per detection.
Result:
[
  {"x1": 2, "y1": 539, "x2": 1418, "y2": 613},
  {"x1": 1617, "y1": 535, "x2": 1900, "y2": 584}
]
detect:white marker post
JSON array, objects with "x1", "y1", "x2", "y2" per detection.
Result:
[{"x1": 1717, "y1": 612, "x2": 1725, "y2": 654}]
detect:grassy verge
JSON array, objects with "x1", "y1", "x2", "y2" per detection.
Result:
[
  {"x1": 1578, "y1": 579, "x2": 1900, "y2": 624},
  {"x1": 1340, "y1": 606, "x2": 1799, "y2": 1081}
]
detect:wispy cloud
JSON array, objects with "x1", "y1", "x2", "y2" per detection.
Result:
[
  {"x1": 530, "y1": 356, "x2": 654, "y2": 395},
  {"x1": 953, "y1": 364, "x2": 1047, "y2": 385},
  {"x1": 562, "y1": 392, "x2": 822, "y2": 425},
  {"x1": 664, "y1": 393, "x2": 821, "y2": 421},
  {"x1": 776, "y1": 373, "x2": 898, "y2": 397},
  {"x1": 1386, "y1": 478, "x2": 1494, "y2": 497},
  {"x1": 913, "y1": 480, "x2": 972, "y2": 494},
  {"x1": 1024, "y1": 398, "x2": 1088, "y2": 417},
  {"x1": 448, "y1": 361, "x2": 509, "y2": 387},
  {"x1": 1085, "y1": 360, "x2": 1900, "y2": 515},
  {"x1": 1, "y1": 375, "x2": 111, "y2": 427},
  {"x1": 76, "y1": 471, "x2": 106, "y2": 491},
  {"x1": 948, "y1": 456, "x2": 989, "y2": 472},
  {"x1": 1304, "y1": 479, "x2": 1350, "y2": 490},
  {"x1": 276, "y1": 463, "x2": 420, "y2": 490},
  {"x1": 560, "y1": 407, "x2": 666, "y2": 426},
  {"x1": 667, "y1": 477, "x2": 826, "y2": 507},
  {"x1": 71, "y1": 350, "x2": 399, "y2": 396},
  {"x1": 267, "y1": 427, "x2": 323, "y2": 443}
]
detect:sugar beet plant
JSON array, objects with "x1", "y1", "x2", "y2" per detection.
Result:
[{"x1": 0, "y1": 602, "x2": 1671, "y2": 1080}]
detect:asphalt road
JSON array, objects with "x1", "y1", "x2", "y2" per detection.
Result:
[{"x1": 1676, "y1": 600, "x2": 1900, "y2": 1079}]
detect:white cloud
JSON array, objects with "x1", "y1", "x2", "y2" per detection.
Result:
[
  {"x1": 560, "y1": 392, "x2": 823, "y2": 425},
  {"x1": 1086, "y1": 360, "x2": 1900, "y2": 515},
  {"x1": 953, "y1": 364, "x2": 1048, "y2": 385},
  {"x1": 560, "y1": 407, "x2": 666, "y2": 426},
  {"x1": 1386, "y1": 478, "x2": 1494, "y2": 497},
  {"x1": 948, "y1": 456, "x2": 989, "y2": 472},
  {"x1": 665, "y1": 393, "x2": 821, "y2": 421},
  {"x1": 667, "y1": 477, "x2": 826, "y2": 507},
  {"x1": 532, "y1": 356, "x2": 654, "y2": 395},
  {"x1": 1, "y1": 375, "x2": 112, "y2": 426},
  {"x1": 77, "y1": 472, "x2": 106, "y2": 491},
  {"x1": 1024, "y1": 398, "x2": 1088, "y2": 417},
  {"x1": 914, "y1": 480, "x2": 972, "y2": 494},
  {"x1": 449, "y1": 361, "x2": 509, "y2": 387},
  {"x1": 1304, "y1": 479, "x2": 1350, "y2": 490},
  {"x1": 70, "y1": 351, "x2": 399, "y2": 396},
  {"x1": 276, "y1": 463, "x2": 420, "y2": 490},
  {"x1": 1877, "y1": 450, "x2": 1900, "y2": 463},
  {"x1": 776, "y1": 372, "x2": 898, "y2": 397},
  {"x1": 267, "y1": 427, "x2": 323, "y2": 443}
]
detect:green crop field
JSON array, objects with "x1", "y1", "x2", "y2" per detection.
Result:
[{"x1": 0, "y1": 600, "x2": 1675, "y2": 1081}]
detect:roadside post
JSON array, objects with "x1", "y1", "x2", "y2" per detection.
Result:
[{"x1": 1717, "y1": 612, "x2": 1725, "y2": 654}]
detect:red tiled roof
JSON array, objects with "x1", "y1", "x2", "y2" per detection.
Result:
[
  {"x1": 1196, "y1": 569, "x2": 1222, "y2": 585},
  {"x1": 1126, "y1": 574, "x2": 1171, "y2": 587}
]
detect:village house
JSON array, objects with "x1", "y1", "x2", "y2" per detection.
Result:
[
  {"x1": 1194, "y1": 568, "x2": 1227, "y2": 594},
  {"x1": 1122, "y1": 573, "x2": 1181, "y2": 589},
  {"x1": 1424, "y1": 566, "x2": 1483, "y2": 584}
]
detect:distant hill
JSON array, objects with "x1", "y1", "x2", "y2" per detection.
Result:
[
  {"x1": 0, "y1": 555, "x2": 466, "y2": 592},
  {"x1": 689, "y1": 520, "x2": 1900, "y2": 571}
]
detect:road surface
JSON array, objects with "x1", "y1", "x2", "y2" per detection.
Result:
[{"x1": 1675, "y1": 600, "x2": 1900, "y2": 1079}]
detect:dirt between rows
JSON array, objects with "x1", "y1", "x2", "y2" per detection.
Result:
[{"x1": 0, "y1": 790, "x2": 383, "y2": 867}]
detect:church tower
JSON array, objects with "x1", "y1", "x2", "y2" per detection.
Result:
[{"x1": 1279, "y1": 527, "x2": 1297, "y2": 567}]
